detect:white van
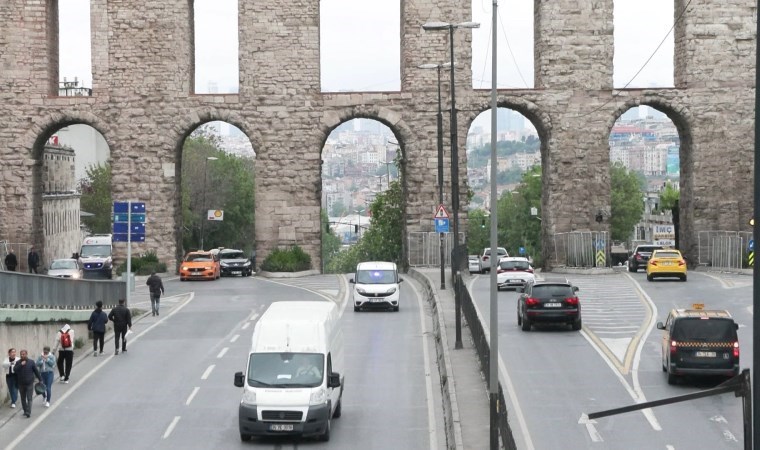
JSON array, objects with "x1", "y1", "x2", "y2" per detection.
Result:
[
  {"x1": 350, "y1": 261, "x2": 403, "y2": 312},
  {"x1": 78, "y1": 234, "x2": 113, "y2": 279},
  {"x1": 234, "y1": 301, "x2": 344, "y2": 442}
]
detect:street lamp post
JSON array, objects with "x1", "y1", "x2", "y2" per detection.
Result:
[
  {"x1": 419, "y1": 61, "x2": 451, "y2": 290},
  {"x1": 200, "y1": 156, "x2": 218, "y2": 250},
  {"x1": 423, "y1": 20, "x2": 479, "y2": 349}
]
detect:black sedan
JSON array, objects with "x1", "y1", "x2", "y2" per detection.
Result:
[{"x1": 516, "y1": 279, "x2": 581, "y2": 331}]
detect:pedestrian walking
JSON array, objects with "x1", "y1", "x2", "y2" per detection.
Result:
[
  {"x1": 4, "y1": 249, "x2": 17, "y2": 271},
  {"x1": 35, "y1": 347, "x2": 55, "y2": 408},
  {"x1": 15, "y1": 349, "x2": 41, "y2": 418},
  {"x1": 108, "y1": 299, "x2": 132, "y2": 355},
  {"x1": 2, "y1": 348, "x2": 19, "y2": 408},
  {"x1": 146, "y1": 271, "x2": 165, "y2": 316},
  {"x1": 27, "y1": 246, "x2": 40, "y2": 274},
  {"x1": 88, "y1": 301, "x2": 109, "y2": 356},
  {"x1": 54, "y1": 324, "x2": 74, "y2": 383}
]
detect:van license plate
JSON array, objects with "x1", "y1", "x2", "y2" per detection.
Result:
[
  {"x1": 544, "y1": 303, "x2": 561, "y2": 308},
  {"x1": 695, "y1": 351, "x2": 716, "y2": 357},
  {"x1": 270, "y1": 424, "x2": 294, "y2": 431},
  {"x1": 370, "y1": 298, "x2": 385, "y2": 303},
  {"x1": 232, "y1": 271, "x2": 241, "y2": 275}
]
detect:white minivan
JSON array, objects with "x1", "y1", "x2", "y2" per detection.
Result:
[
  {"x1": 234, "y1": 301, "x2": 344, "y2": 442},
  {"x1": 350, "y1": 261, "x2": 403, "y2": 312}
]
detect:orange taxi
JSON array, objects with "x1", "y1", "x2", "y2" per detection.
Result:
[{"x1": 180, "y1": 251, "x2": 220, "y2": 281}]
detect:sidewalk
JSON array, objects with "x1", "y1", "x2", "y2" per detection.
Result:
[{"x1": 411, "y1": 268, "x2": 490, "y2": 450}]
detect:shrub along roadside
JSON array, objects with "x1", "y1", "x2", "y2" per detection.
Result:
[
  {"x1": 115, "y1": 250, "x2": 168, "y2": 276},
  {"x1": 260, "y1": 246, "x2": 312, "y2": 272}
]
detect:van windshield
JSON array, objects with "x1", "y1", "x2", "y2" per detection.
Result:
[
  {"x1": 356, "y1": 269, "x2": 396, "y2": 284},
  {"x1": 247, "y1": 353, "x2": 324, "y2": 388},
  {"x1": 80, "y1": 245, "x2": 111, "y2": 257},
  {"x1": 672, "y1": 318, "x2": 737, "y2": 341}
]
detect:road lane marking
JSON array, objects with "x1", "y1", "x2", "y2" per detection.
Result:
[
  {"x1": 217, "y1": 347, "x2": 229, "y2": 358},
  {"x1": 257, "y1": 277, "x2": 345, "y2": 315},
  {"x1": 407, "y1": 280, "x2": 439, "y2": 450},
  {"x1": 241, "y1": 321, "x2": 250, "y2": 330},
  {"x1": 186, "y1": 387, "x2": 200, "y2": 406},
  {"x1": 201, "y1": 364, "x2": 215, "y2": 380},
  {"x1": 578, "y1": 414, "x2": 603, "y2": 442},
  {"x1": 163, "y1": 416, "x2": 181, "y2": 439},
  {"x1": 5, "y1": 293, "x2": 196, "y2": 450},
  {"x1": 231, "y1": 333, "x2": 241, "y2": 342}
]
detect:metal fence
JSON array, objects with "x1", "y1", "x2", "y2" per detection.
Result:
[
  {"x1": 0, "y1": 241, "x2": 34, "y2": 272},
  {"x1": 697, "y1": 231, "x2": 753, "y2": 270},
  {"x1": 551, "y1": 231, "x2": 610, "y2": 268},
  {"x1": 408, "y1": 232, "x2": 464, "y2": 267},
  {"x1": 0, "y1": 271, "x2": 126, "y2": 308}
]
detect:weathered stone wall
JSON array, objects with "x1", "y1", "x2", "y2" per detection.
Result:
[{"x1": 0, "y1": 0, "x2": 754, "y2": 270}]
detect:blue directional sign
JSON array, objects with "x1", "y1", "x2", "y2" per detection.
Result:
[
  {"x1": 113, "y1": 234, "x2": 146, "y2": 243},
  {"x1": 113, "y1": 223, "x2": 145, "y2": 234},
  {"x1": 435, "y1": 218, "x2": 450, "y2": 233},
  {"x1": 519, "y1": 247, "x2": 526, "y2": 255},
  {"x1": 595, "y1": 239, "x2": 605, "y2": 251},
  {"x1": 113, "y1": 201, "x2": 147, "y2": 242},
  {"x1": 749, "y1": 239, "x2": 754, "y2": 252}
]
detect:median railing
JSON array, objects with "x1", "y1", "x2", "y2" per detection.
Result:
[{"x1": 0, "y1": 271, "x2": 125, "y2": 309}]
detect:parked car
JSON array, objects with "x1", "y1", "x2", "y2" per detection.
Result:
[
  {"x1": 180, "y1": 251, "x2": 220, "y2": 281},
  {"x1": 47, "y1": 259, "x2": 83, "y2": 279},
  {"x1": 656, "y1": 305, "x2": 739, "y2": 385},
  {"x1": 496, "y1": 257, "x2": 534, "y2": 290},
  {"x1": 468, "y1": 255, "x2": 482, "y2": 274},
  {"x1": 516, "y1": 278, "x2": 581, "y2": 331},
  {"x1": 628, "y1": 244, "x2": 663, "y2": 272},
  {"x1": 480, "y1": 247, "x2": 508, "y2": 273},
  {"x1": 646, "y1": 249, "x2": 687, "y2": 281},
  {"x1": 219, "y1": 248, "x2": 253, "y2": 277}
]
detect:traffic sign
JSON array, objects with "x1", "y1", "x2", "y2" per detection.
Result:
[
  {"x1": 435, "y1": 218, "x2": 449, "y2": 233},
  {"x1": 519, "y1": 247, "x2": 526, "y2": 255},
  {"x1": 113, "y1": 223, "x2": 145, "y2": 234},
  {"x1": 207, "y1": 209, "x2": 224, "y2": 221},
  {"x1": 113, "y1": 234, "x2": 145, "y2": 243},
  {"x1": 749, "y1": 239, "x2": 754, "y2": 252},
  {"x1": 434, "y1": 204, "x2": 450, "y2": 219},
  {"x1": 595, "y1": 240, "x2": 605, "y2": 251}
]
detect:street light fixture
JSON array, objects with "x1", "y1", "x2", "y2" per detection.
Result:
[
  {"x1": 419, "y1": 61, "x2": 452, "y2": 290},
  {"x1": 200, "y1": 156, "x2": 218, "y2": 250},
  {"x1": 422, "y1": 20, "x2": 480, "y2": 349}
]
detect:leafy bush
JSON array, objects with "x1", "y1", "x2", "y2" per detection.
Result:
[
  {"x1": 116, "y1": 250, "x2": 167, "y2": 275},
  {"x1": 261, "y1": 245, "x2": 312, "y2": 272}
]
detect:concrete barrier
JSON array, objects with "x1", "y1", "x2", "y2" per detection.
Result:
[{"x1": 0, "y1": 271, "x2": 126, "y2": 308}]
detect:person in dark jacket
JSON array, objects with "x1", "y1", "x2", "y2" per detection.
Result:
[
  {"x1": 145, "y1": 272, "x2": 165, "y2": 316},
  {"x1": 4, "y1": 249, "x2": 17, "y2": 271},
  {"x1": 27, "y1": 247, "x2": 40, "y2": 274},
  {"x1": 15, "y1": 349, "x2": 41, "y2": 418},
  {"x1": 88, "y1": 301, "x2": 109, "y2": 356},
  {"x1": 108, "y1": 299, "x2": 132, "y2": 355}
]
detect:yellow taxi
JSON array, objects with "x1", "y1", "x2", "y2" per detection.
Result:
[
  {"x1": 646, "y1": 248, "x2": 687, "y2": 282},
  {"x1": 180, "y1": 251, "x2": 220, "y2": 281}
]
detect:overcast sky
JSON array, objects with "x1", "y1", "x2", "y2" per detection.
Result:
[{"x1": 59, "y1": 0, "x2": 674, "y2": 93}]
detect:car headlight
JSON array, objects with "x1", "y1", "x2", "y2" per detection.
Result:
[
  {"x1": 72, "y1": 273, "x2": 80, "y2": 279},
  {"x1": 356, "y1": 287, "x2": 367, "y2": 295},
  {"x1": 309, "y1": 387, "x2": 327, "y2": 405},
  {"x1": 241, "y1": 388, "x2": 257, "y2": 405},
  {"x1": 204, "y1": 266, "x2": 212, "y2": 270},
  {"x1": 181, "y1": 266, "x2": 188, "y2": 271},
  {"x1": 243, "y1": 261, "x2": 251, "y2": 266},
  {"x1": 220, "y1": 261, "x2": 229, "y2": 267},
  {"x1": 386, "y1": 287, "x2": 397, "y2": 295}
]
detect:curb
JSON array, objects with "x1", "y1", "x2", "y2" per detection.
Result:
[{"x1": 256, "y1": 270, "x2": 321, "y2": 279}]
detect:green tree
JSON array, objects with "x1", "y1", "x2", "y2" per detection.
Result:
[
  {"x1": 495, "y1": 166, "x2": 542, "y2": 263},
  {"x1": 321, "y1": 209, "x2": 342, "y2": 270},
  {"x1": 610, "y1": 163, "x2": 645, "y2": 241},
  {"x1": 78, "y1": 163, "x2": 112, "y2": 234},
  {"x1": 658, "y1": 181, "x2": 679, "y2": 212},
  {"x1": 467, "y1": 209, "x2": 489, "y2": 254},
  {"x1": 330, "y1": 200, "x2": 347, "y2": 217}
]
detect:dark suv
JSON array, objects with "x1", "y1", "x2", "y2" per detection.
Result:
[
  {"x1": 628, "y1": 244, "x2": 663, "y2": 272},
  {"x1": 516, "y1": 279, "x2": 581, "y2": 331},
  {"x1": 657, "y1": 307, "x2": 740, "y2": 385}
]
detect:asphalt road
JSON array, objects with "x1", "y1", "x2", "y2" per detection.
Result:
[
  {"x1": 0, "y1": 274, "x2": 444, "y2": 450},
  {"x1": 469, "y1": 269, "x2": 752, "y2": 449}
]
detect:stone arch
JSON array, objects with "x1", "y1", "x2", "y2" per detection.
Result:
[
  {"x1": 24, "y1": 111, "x2": 113, "y2": 160},
  {"x1": 173, "y1": 108, "x2": 262, "y2": 158}
]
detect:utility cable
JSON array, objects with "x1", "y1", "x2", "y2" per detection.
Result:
[{"x1": 498, "y1": 8, "x2": 530, "y2": 89}]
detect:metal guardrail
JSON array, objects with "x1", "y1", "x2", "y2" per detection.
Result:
[
  {"x1": 407, "y1": 232, "x2": 464, "y2": 267},
  {"x1": 697, "y1": 231, "x2": 753, "y2": 270},
  {"x1": 551, "y1": 231, "x2": 610, "y2": 268},
  {"x1": 0, "y1": 271, "x2": 125, "y2": 308}
]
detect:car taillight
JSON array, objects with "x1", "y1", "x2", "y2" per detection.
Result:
[
  {"x1": 526, "y1": 268, "x2": 533, "y2": 273},
  {"x1": 483, "y1": 256, "x2": 489, "y2": 261},
  {"x1": 678, "y1": 260, "x2": 685, "y2": 266},
  {"x1": 565, "y1": 297, "x2": 579, "y2": 306},
  {"x1": 525, "y1": 297, "x2": 540, "y2": 307},
  {"x1": 497, "y1": 268, "x2": 505, "y2": 273},
  {"x1": 670, "y1": 340, "x2": 678, "y2": 355},
  {"x1": 733, "y1": 341, "x2": 740, "y2": 358},
  {"x1": 650, "y1": 261, "x2": 658, "y2": 266},
  {"x1": 635, "y1": 253, "x2": 642, "y2": 260}
]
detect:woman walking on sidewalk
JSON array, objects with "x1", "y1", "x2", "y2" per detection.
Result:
[
  {"x1": 54, "y1": 324, "x2": 74, "y2": 383},
  {"x1": 3, "y1": 348, "x2": 19, "y2": 408},
  {"x1": 88, "y1": 301, "x2": 109, "y2": 356},
  {"x1": 35, "y1": 347, "x2": 55, "y2": 407}
]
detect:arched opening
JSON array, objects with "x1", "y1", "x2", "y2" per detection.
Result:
[
  {"x1": 178, "y1": 121, "x2": 256, "y2": 275},
  {"x1": 320, "y1": 118, "x2": 404, "y2": 272},
  {"x1": 192, "y1": 0, "x2": 239, "y2": 94},
  {"x1": 466, "y1": 107, "x2": 541, "y2": 265}
]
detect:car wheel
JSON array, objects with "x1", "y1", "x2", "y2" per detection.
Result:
[
  {"x1": 571, "y1": 318, "x2": 582, "y2": 331},
  {"x1": 240, "y1": 433, "x2": 252, "y2": 442},
  {"x1": 354, "y1": 306, "x2": 360, "y2": 312},
  {"x1": 521, "y1": 315, "x2": 531, "y2": 331},
  {"x1": 628, "y1": 264, "x2": 636, "y2": 273},
  {"x1": 647, "y1": 274, "x2": 653, "y2": 282},
  {"x1": 333, "y1": 399, "x2": 342, "y2": 418},
  {"x1": 681, "y1": 275, "x2": 687, "y2": 282},
  {"x1": 319, "y1": 415, "x2": 331, "y2": 442},
  {"x1": 517, "y1": 313, "x2": 522, "y2": 326},
  {"x1": 667, "y1": 372, "x2": 677, "y2": 385},
  {"x1": 180, "y1": 277, "x2": 186, "y2": 282},
  {"x1": 393, "y1": 305, "x2": 399, "y2": 312},
  {"x1": 662, "y1": 361, "x2": 666, "y2": 372}
]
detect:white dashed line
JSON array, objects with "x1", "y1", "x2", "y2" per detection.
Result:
[
  {"x1": 201, "y1": 364, "x2": 215, "y2": 380},
  {"x1": 186, "y1": 387, "x2": 200, "y2": 406},
  {"x1": 241, "y1": 321, "x2": 250, "y2": 330},
  {"x1": 217, "y1": 347, "x2": 229, "y2": 358},
  {"x1": 163, "y1": 416, "x2": 181, "y2": 439},
  {"x1": 230, "y1": 334, "x2": 240, "y2": 342}
]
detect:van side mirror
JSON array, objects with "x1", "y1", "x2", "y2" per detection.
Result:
[
  {"x1": 349, "y1": 278, "x2": 355, "y2": 284},
  {"x1": 572, "y1": 286, "x2": 579, "y2": 292},
  {"x1": 399, "y1": 278, "x2": 404, "y2": 283},
  {"x1": 328, "y1": 372, "x2": 341, "y2": 389},
  {"x1": 656, "y1": 322, "x2": 665, "y2": 330},
  {"x1": 735, "y1": 323, "x2": 739, "y2": 330},
  {"x1": 234, "y1": 371, "x2": 244, "y2": 387}
]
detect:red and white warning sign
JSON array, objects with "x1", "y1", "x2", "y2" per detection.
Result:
[{"x1": 433, "y1": 204, "x2": 449, "y2": 219}]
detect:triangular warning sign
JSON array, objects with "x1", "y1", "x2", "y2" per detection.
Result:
[{"x1": 434, "y1": 205, "x2": 450, "y2": 219}]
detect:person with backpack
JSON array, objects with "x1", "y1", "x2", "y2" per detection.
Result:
[
  {"x1": 108, "y1": 299, "x2": 132, "y2": 355},
  {"x1": 88, "y1": 301, "x2": 109, "y2": 356},
  {"x1": 146, "y1": 272, "x2": 165, "y2": 316},
  {"x1": 35, "y1": 346, "x2": 55, "y2": 407},
  {"x1": 53, "y1": 324, "x2": 74, "y2": 383}
]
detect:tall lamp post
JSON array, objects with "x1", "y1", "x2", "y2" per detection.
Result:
[
  {"x1": 200, "y1": 156, "x2": 218, "y2": 250},
  {"x1": 419, "y1": 61, "x2": 451, "y2": 290},
  {"x1": 422, "y1": 20, "x2": 479, "y2": 349}
]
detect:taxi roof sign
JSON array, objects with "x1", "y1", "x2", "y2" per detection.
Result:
[{"x1": 692, "y1": 303, "x2": 704, "y2": 310}]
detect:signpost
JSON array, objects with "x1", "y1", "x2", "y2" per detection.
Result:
[
  {"x1": 113, "y1": 201, "x2": 147, "y2": 307},
  {"x1": 434, "y1": 205, "x2": 449, "y2": 289}
]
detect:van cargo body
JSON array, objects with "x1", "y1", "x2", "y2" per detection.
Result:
[{"x1": 235, "y1": 301, "x2": 344, "y2": 442}]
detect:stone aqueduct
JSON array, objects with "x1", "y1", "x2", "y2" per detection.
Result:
[{"x1": 0, "y1": 0, "x2": 755, "y2": 271}]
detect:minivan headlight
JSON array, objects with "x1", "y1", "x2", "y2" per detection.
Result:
[
  {"x1": 356, "y1": 287, "x2": 367, "y2": 295},
  {"x1": 386, "y1": 287, "x2": 397, "y2": 294},
  {"x1": 241, "y1": 389, "x2": 257, "y2": 405},
  {"x1": 309, "y1": 387, "x2": 327, "y2": 405}
]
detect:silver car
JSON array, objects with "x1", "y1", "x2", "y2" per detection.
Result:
[{"x1": 48, "y1": 259, "x2": 83, "y2": 279}]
